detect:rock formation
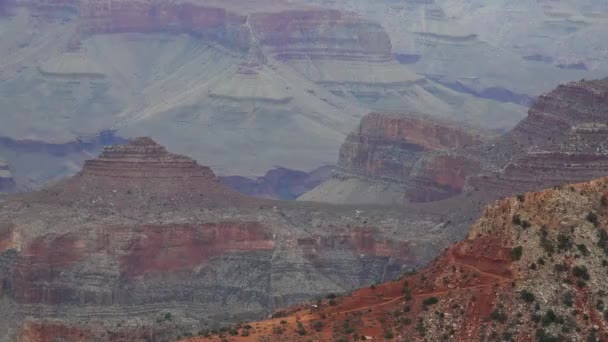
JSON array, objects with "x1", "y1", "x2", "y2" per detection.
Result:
[
  {"x1": 0, "y1": 0, "x2": 527, "y2": 187},
  {"x1": 0, "y1": 137, "x2": 460, "y2": 341},
  {"x1": 196, "y1": 175, "x2": 608, "y2": 341},
  {"x1": 303, "y1": 78, "x2": 608, "y2": 204},
  {"x1": 300, "y1": 112, "x2": 486, "y2": 204}
]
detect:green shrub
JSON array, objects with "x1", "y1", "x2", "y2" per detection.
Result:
[
  {"x1": 577, "y1": 244, "x2": 590, "y2": 256},
  {"x1": 511, "y1": 246, "x2": 524, "y2": 261},
  {"x1": 557, "y1": 234, "x2": 572, "y2": 251},
  {"x1": 541, "y1": 309, "x2": 558, "y2": 326},
  {"x1": 587, "y1": 212, "x2": 599, "y2": 225},
  {"x1": 491, "y1": 308, "x2": 508, "y2": 323},
  {"x1": 520, "y1": 290, "x2": 535, "y2": 303},
  {"x1": 423, "y1": 297, "x2": 439, "y2": 306},
  {"x1": 573, "y1": 265, "x2": 590, "y2": 280}
]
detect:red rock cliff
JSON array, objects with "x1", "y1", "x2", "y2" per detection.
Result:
[{"x1": 335, "y1": 112, "x2": 484, "y2": 201}]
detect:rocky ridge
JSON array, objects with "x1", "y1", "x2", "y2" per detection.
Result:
[
  {"x1": 193, "y1": 175, "x2": 608, "y2": 341},
  {"x1": 303, "y1": 78, "x2": 608, "y2": 204},
  {"x1": 0, "y1": 137, "x2": 464, "y2": 341},
  {"x1": 300, "y1": 112, "x2": 487, "y2": 204}
]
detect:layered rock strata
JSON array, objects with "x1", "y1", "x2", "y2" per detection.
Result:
[
  {"x1": 300, "y1": 112, "x2": 486, "y2": 203},
  {"x1": 303, "y1": 78, "x2": 608, "y2": 204},
  {"x1": 0, "y1": 137, "x2": 456, "y2": 341},
  {"x1": 199, "y1": 175, "x2": 608, "y2": 341}
]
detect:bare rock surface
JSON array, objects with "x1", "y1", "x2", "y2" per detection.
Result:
[
  {"x1": 0, "y1": 137, "x2": 472, "y2": 341},
  {"x1": 303, "y1": 78, "x2": 608, "y2": 205}
]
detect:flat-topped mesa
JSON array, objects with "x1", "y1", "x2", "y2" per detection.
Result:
[
  {"x1": 40, "y1": 137, "x2": 252, "y2": 208},
  {"x1": 249, "y1": 9, "x2": 393, "y2": 62}
]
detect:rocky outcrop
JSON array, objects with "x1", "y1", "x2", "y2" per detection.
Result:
[
  {"x1": 77, "y1": 0, "x2": 251, "y2": 51},
  {"x1": 36, "y1": 137, "x2": 253, "y2": 209},
  {"x1": 303, "y1": 78, "x2": 608, "y2": 204},
  {"x1": 249, "y1": 9, "x2": 392, "y2": 62},
  {"x1": 221, "y1": 166, "x2": 333, "y2": 200},
  {"x1": 300, "y1": 112, "x2": 485, "y2": 203},
  {"x1": 201, "y1": 176, "x2": 608, "y2": 341},
  {"x1": 0, "y1": 138, "x2": 453, "y2": 341},
  {"x1": 0, "y1": 160, "x2": 15, "y2": 192}
]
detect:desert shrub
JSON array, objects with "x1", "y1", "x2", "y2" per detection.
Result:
[
  {"x1": 587, "y1": 212, "x2": 599, "y2": 225},
  {"x1": 520, "y1": 289, "x2": 535, "y2": 303},
  {"x1": 423, "y1": 297, "x2": 439, "y2": 306},
  {"x1": 491, "y1": 308, "x2": 508, "y2": 323},
  {"x1": 577, "y1": 244, "x2": 590, "y2": 256},
  {"x1": 541, "y1": 309, "x2": 558, "y2": 326},
  {"x1": 511, "y1": 246, "x2": 524, "y2": 261},
  {"x1": 562, "y1": 292, "x2": 574, "y2": 307},
  {"x1": 573, "y1": 265, "x2": 590, "y2": 280},
  {"x1": 557, "y1": 234, "x2": 572, "y2": 251}
]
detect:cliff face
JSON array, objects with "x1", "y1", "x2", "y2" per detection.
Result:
[
  {"x1": 201, "y1": 176, "x2": 608, "y2": 341},
  {"x1": 303, "y1": 78, "x2": 608, "y2": 204},
  {"x1": 301, "y1": 113, "x2": 485, "y2": 203},
  {"x1": 0, "y1": 138, "x2": 454, "y2": 341}
]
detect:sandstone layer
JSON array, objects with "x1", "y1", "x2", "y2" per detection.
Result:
[
  {"x1": 0, "y1": 138, "x2": 466, "y2": 341},
  {"x1": 300, "y1": 112, "x2": 486, "y2": 204},
  {"x1": 196, "y1": 175, "x2": 608, "y2": 341},
  {"x1": 303, "y1": 78, "x2": 608, "y2": 204}
]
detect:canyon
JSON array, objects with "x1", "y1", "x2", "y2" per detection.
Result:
[
  {"x1": 0, "y1": 0, "x2": 546, "y2": 189},
  {"x1": 196, "y1": 171, "x2": 608, "y2": 341},
  {"x1": 0, "y1": 137, "x2": 468, "y2": 341},
  {"x1": 303, "y1": 78, "x2": 608, "y2": 205}
]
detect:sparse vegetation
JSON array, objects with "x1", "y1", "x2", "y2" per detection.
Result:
[
  {"x1": 541, "y1": 309, "x2": 558, "y2": 326},
  {"x1": 423, "y1": 297, "x2": 439, "y2": 306},
  {"x1": 490, "y1": 307, "x2": 508, "y2": 323},
  {"x1": 520, "y1": 289, "x2": 535, "y2": 303},
  {"x1": 577, "y1": 244, "x2": 590, "y2": 256},
  {"x1": 511, "y1": 246, "x2": 523, "y2": 261},
  {"x1": 587, "y1": 212, "x2": 599, "y2": 225},
  {"x1": 573, "y1": 265, "x2": 590, "y2": 280},
  {"x1": 557, "y1": 234, "x2": 572, "y2": 251}
]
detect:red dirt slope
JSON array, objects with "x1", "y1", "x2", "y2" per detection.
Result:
[{"x1": 185, "y1": 176, "x2": 608, "y2": 341}]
